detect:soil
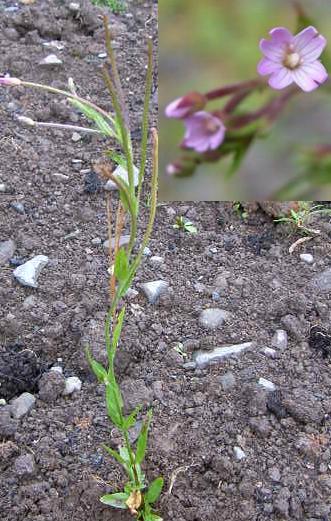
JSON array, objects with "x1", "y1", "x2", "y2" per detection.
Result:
[{"x1": 1, "y1": 2, "x2": 331, "y2": 521}]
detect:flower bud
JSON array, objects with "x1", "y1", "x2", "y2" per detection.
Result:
[
  {"x1": 165, "y1": 92, "x2": 207, "y2": 119},
  {"x1": 166, "y1": 159, "x2": 196, "y2": 177},
  {"x1": 0, "y1": 76, "x2": 22, "y2": 86}
]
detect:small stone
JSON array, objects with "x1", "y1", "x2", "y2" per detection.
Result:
[
  {"x1": 219, "y1": 371, "x2": 236, "y2": 391},
  {"x1": 271, "y1": 329, "x2": 288, "y2": 349},
  {"x1": 22, "y1": 295, "x2": 37, "y2": 309},
  {"x1": 194, "y1": 282, "x2": 206, "y2": 293},
  {"x1": 10, "y1": 202, "x2": 25, "y2": 214},
  {"x1": 0, "y1": 399, "x2": 6, "y2": 406},
  {"x1": 234, "y1": 446, "x2": 246, "y2": 461},
  {"x1": 0, "y1": 408, "x2": 18, "y2": 437},
  {"x1": 268, "y1": 466, "x2": 281, "y2": 482},
  {"x1": 0, "y1": 183, "x2": 7, "y2": 192},
  {"x1": 69, "y1": 2, "x2": 80, "y2": 12},
  {"x1": 283, "y1": 391, "x2": 324, "y2": 425},
  {"x1": 103, "y1": 235, "x2": 130, "y2": 252},
  {"x1": 143, "y1": 247, "x2": 151, "y2": 256},
  {"x1": 84, "y1": 171, "x2": 102, "y2": 193},
  {"x1": 10, "y1": 393, "x2": 36, "y2": 419},
  {"x1": 14, "y1": 453, "x2": 36, "y2": 476},
  {"x1": 13, "y1": 255, "x2": 49, "y2": 288},
  {"x1": 125, "y1": 288, "x2": 138, "y2": 299},
  {"x1": 50, "y1": 366, "x2": 63, "y2": 374},
  {"x1": 91, "y1": 237, "x2": 102, "y2": 246},
  {"x1": 104, "y1": 164, "x2": 139, "y2": 191},
  {"x1": 63, "y1": 376, "x2": 82, "y2": 396},
  {"x1": 120, "y1": 378, "x2": 153, "y2": 412},
  {"x1": 199, "y1": 308, "x2": 230, "y2": 330},
  {"x1": 43, "y1": 41, "x2": 65, "y2": 51},
  {"x1": 0, "y1": 239, "x2": 16, "y2": 266},
  {"x1": 38, "y1": 371, "x2": 65, "y2": 403},
  {"x1": 300, "y1": 253, "x2": 314, "y2": 264},
  {"x1": 311, "y1": 268, "x2": 331, "y2": 293},
  {"x1": 194, "y1": 342, "x2": 254, "y2": 369},
  {"x1": 258, "y1": 378, "x2": 276, "y2": 392},
  {"x1": 72, "y1": 132, "x2": 82, "y2": 142},
  {"x1": 280, "y1": 315, "x2": 303, "y2": 340},
  {"x1": 140, "y1": 280, "x2": 169, "y2": 304},
  {"x1": 39, "y1": 54, "x2": 63, "y2": 66},
  {"x1": 98, "y1": 52, "x2": 107, "y2": 58},
  {"x1": 263, "y1": 348, "x2": 277, "y2": 358},
  {"x1": 150, "y1": 256, "x2": 164, "y2": 265}
]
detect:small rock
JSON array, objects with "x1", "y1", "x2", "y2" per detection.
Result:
[
  {"x1": 0, "y1": 399, "x2": 6, "y2": 406},
  {"x1": 311, "y1": 268, "x2": 331, "y2": 293},
  {"x1": 22, "y1": 295, "x2": 37, "y2": 309},
  {"x1": 63, "y1": 376, "x2": 82, "y2": 396},
  {"x1": 125, "y1": 288, "x2": 139, "y2": 299},
  {"x1": 268, "y1": 466, "x2": 281, "y2": 482},
  {"x1": 283, "y1": 391, "x2": 324, "y2": 425},
  {"x1": 0, "y1": 239, "x2": 16, "y2": 266},
  {"x1": 143, "y1": 247, "x2": 151, "y2": 256},
  {"x1": 120, "y1": 378, "x2": 153, "y2": 412},
  {"x1": 84, "y1": 171, "x2": 102, "y2": 193},
  {"x1": 194, "y1": 342, "x2": 254, "y2": 369},
  {"x1": 98, "y1": 52, "x2": 107, "y2": 58},
  {"x1": 69, "y1": 2, "x2": 80, "y2": 12},
  {"x1": 39, "y1": 54, "x2": 63, "y2": 66},
  {"x1": 104, "y1": 164, "x2": 139, "y2": 191},
  {"x1": 219, "y1": 371, "x2": 236, "y2": 391},
  {"x1": 199, "y1": 308, "x2": 230, "y2": 330},
  {"x1": 258, "y1": 378, "x2": 276, "y2": 391},
  {"x1": 38, "y1": 371, "x2": 65, "y2": 403},
  {"x1": 10, "y1": 393, "x2": 36, "y2": 419},
  {"x1": 72, "y1": 132, "x2": 82, "y2": 142},
  {"x1": 271, "y1": 329, "x2": 288, "y2": 349},
  {"x1": 50, "y1": 366, "x2": 63, "y2": 374},
  {"x1": 14, "y1": 453, "x2": 36, "y2": 476},
  {"x1": 103, "y1": 235, "x2": 130, "y2": 252},
  {"x1": 10, "y1": 202, "x2": 25, "y2": 214},
  {"x1": 0, "y1": 407, "x2": 18, "y2": 437},
  {"x1": 234, "y1": 446, "x2": 246, "y2": 461},
  {"x1": 43, "y1": 41, "x2": 65, "y2": 51},
  {"x1": 263, "y1": 347, "x2": 277, "y2": 358},
  {"x1": 3, "y1": 28, "x2": 20, "y2": 41},
  {"x1": 13, "y1": 255, "x2": 49, "y2": 288},
  {"x1": 0, "y1": 183, "x2": 7, "y2": 192},
  {"x1": 150, "y1": 256, "x2": 164, "y2": 265},
  {"x1": 91, "y1": 237, "x2": 102, "y2": 246},
  {"x1": 140, "y1": 280, "x2": 169, "y2": 304},
  {"x1": 280, "y1": 315, "x2": 303, "y2": 340},
  {"x1": 300, "y1": 253, "x2": 314, "y2": 264}
]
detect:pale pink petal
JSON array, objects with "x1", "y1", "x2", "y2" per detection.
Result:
[
  {"x1": 268, "y1": 67, "x2": 293, "y2": 89},
  {"x1": 293, "y1": 26, "x2": 318, "y2": 52},
  {"x1": 300, "y1": 61, "x2": 328, "y2": 85},
  {"x1": 292, "y1": 68, "x2": 319, "y2": 92},
  {"x1": 257, "y1": 57, "x2": 282, "y2": 75},
  {"x1": 260, "y1": 39, "x2": 284, "y2": 61},
  {"x1": 300, "y1": 35, "x2": 327, "y2": 62},
  {"x1": 210, "y1": 127, "x2": 226, "y2": 149},
  {"x1": 269, "y1": 27, "x2": 293, "y2": 43}
]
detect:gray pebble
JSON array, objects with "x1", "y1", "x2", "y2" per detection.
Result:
[
  {"x1": 39, "y1": 54, "x2": 63, "y2": 66},
  {"x1": 219, "y1": 371, "x2": 236, "y2": 391},
  {"x1": 140, "y1": 280, "x2": 169, "y2": 304},
  {"x1": 271, "y1": 329, "x2": 288, "y2": 349},
  {"x1": 10, "y1": 393, "x2": 36, "y2": 419},
  {"x1": 13, "y1": 255, "x2": 49, "y2": 288},
  {"x1": 104, "y1": 164, "x2": 139, "y2": 191},
  {"x1": 311, "y1": 268, "x2": 331, "y2": 293},
  {"x1": 300, "y1": 253, "x2": 314, "y2": 264},
  {"x1": 0, "y1": 239, "x2": 16, "y2": 266},
  {"x1": 14, "y1": 453, "x2": 36, "y2": 477},
  {"x1": 199, "y1": 308, "x2": 230, "y2": 330},
  {"x1": 103, "y1": 235, "x2": 130, "y2": 252}
]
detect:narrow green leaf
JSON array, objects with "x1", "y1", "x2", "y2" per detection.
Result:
[
  {"x1": 102, "y1": 444, "x2": 128, "y2": 468},
  {"x1": 70, "y1": 98, "x2": 115, "y2": 137},
  {"x1": 123, "y1": 405, "x2": 142, "y2": 430},
  {"x1": 100, "y1": 492, "x2": 129, "y2": 509},
  {"x1": 135, "y1": 410, "x2": 152, "y2": 465},
  {"x1": 114, "y1": 247, "x2": 129, "y2": 284},
  {"x1": 111, "y1": 306, "x2": 126, "y2": 360},
  {"x1": 105, "y1": 383, "x2": 123, "y2": 428},
  {"x1": 106, "y1": 150, "x2": 127, "y2": 168},
  {"x1": 145, "y1": 477, "x2": 164, "y2": 505},
  {"x1": 85, "y1": 348, "x2": 108, "y2": 383}
]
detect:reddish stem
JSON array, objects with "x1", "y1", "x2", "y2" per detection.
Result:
[{"x1": 205, "y1": 78, "x2": 265, "y2": 101}]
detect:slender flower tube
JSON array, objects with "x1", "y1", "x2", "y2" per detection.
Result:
[
  {"x1": 181, "y1": 111, "x2": 226, "y2": 153},
  {"x1": 165, "y1": 92, "x2": 207, "y2": 119},
  {"x1": 258, "y1": 26, "x2": 328, "y2": 92}
]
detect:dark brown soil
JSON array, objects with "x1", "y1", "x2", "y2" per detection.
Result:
[{"x1": 1, "y1": 2, "x2": 331, "y2": 521}]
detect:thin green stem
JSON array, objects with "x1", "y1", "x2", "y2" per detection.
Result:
[{"x1": 137, "y1": 39, "x2": 153, "y2": 208}]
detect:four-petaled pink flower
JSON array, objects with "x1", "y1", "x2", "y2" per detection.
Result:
[
  {"x1": 258, "y1": 26, "x2": 328, "y2": 92},
  {"x1": 181, "y1": 111, "x2": 226, "y2": 153}
]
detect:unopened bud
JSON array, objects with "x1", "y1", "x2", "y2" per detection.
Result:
[
  {"x1": 17, "y1": 116, "x2": 36, "y2": 127},
  {"x1": 165, "y1": 92, "x2": 207, "y2": 119},
  {"x1": 166, "y1": 159, "x2": 196, "y2": 177},
  {"x1": 0, "y1": 76, "x2": 22, "y2": 87}
]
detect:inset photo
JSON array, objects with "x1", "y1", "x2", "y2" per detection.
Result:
[{"x1": 159, "y1": 0, "x2": 331, "y2": 200}]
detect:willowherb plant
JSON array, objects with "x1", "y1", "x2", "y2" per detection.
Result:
[
  {"x1": 1, "y1": 16, "x2": 163, "y2": 521},
  {"x1": 164, "y1": 2, "x2": 331, "y2": 191},
  {"x1": 274, "y1": 202, "x2": 331, "y2": 236}
]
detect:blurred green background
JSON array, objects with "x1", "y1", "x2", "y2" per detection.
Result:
[{"x1": 159, "y1": 0, "x2": 331, "y2": 200}]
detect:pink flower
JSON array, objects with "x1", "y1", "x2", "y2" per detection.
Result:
[
  {"x1": 181, "y1": 111, "x2": 226, "y2": 153},
  {"x1": 0, "y1": 76, "x2": 22, "y2": 86},
  {"x1": 258, "y1": 26, "x2": 328, "y2": 92},
  {"x1": 165, "y1": 92, "x2": 207, "y2": 119}
]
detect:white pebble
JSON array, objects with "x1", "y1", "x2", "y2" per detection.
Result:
[
  {"x1": 13, "y1": 255, "x2": 49, "y2": 288},
  {"x1": 63, "y1": 376, "x2": 82, "y2": 396},
  {"x1": 234, "y1": 446, "x2": 246, "y2": 461},
  {"x1": 300, "y1": 253, "x2": 314, "y2": 264},
  {"x1": 257, "y1": 378, "x2": 276, "y2": 391}
]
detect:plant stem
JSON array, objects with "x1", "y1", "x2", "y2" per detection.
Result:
[{"x1": 205, "y1": 78, "x2": 265, "y2": 101}]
